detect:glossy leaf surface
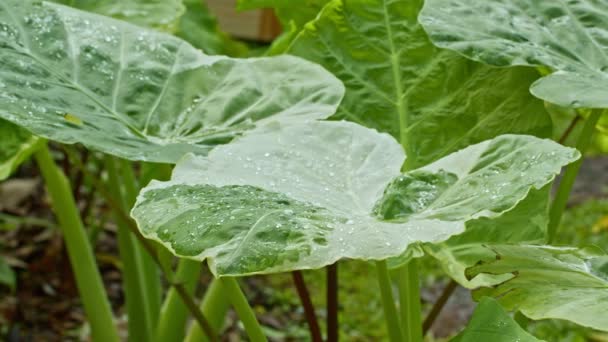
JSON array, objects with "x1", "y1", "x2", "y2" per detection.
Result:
[
  {"x1": 465, "y1": 245, "x2": 608, "y2": 332},
  {"x1": 419, "y1": 0, "x2": 608, "y2": 108},
  {"x1": 0, "y1": 0, "x2": 343, "y2": 163},
  {"x1": 0, "y1": 119, "x2": 41, "y2": 181},
  {"x1": 287, "y1": 0, "x2": 552, "y2": 168},
  {"x1": 131, "y1": 121, "x2": 578, "y2": 276},
  {"x1": 452, "y1": 297, "x2": 540, "y2": 342}
]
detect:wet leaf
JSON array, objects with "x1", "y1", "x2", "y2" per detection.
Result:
[
  {"x1": 131, "y1": 121, "x2": 578, "y2": 276},
  {"x1": 419, "y1": 0, "x2": 608, "y2": 108},
  {"x1": 0, "y1": 0, "x2": 343, "y2": 163}
]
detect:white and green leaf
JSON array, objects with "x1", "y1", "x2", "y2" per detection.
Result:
[
  {"x1": 0, "y1": 119, "x2": 41, "y2": 181},
  {"x1": 131, "y1": 121, "x2": 578, "y2": 276},
  {"x1": 287, "y1": 0, "x2": 552, "y2": 168},
  {"x1": 452, "y1": 297, "x2": 541, "y2": 342},
  {"x1": 0, "y1": 0, "x2": 343, "y2": 163},
  {"x1": 419, "y1": 0, "x2": 608, "y2": 108},
  {"x1": 463, "y1": 245, "x2": 608, "y2": 332}
]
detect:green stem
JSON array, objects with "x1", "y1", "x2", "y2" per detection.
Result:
[
  {"x1": 376, "y1": 260, "x2": 403, "y2": 342},
  {"x1": 63, "y1": 148, "x2": 216, "y2": 340},
  {"x1": 155, "y1": 259, "x2": 201, "y2": 342},
  {"x1": 117, "y1": 159, "x2": 161, "y2": 326},
  {"x1": 104, "y1": 156, "x2": 152, "y2": 342},
  {"x1": 221, "y1": 277, "x2": 267, "y2": 342},
  {"x1": 185, "y1": 279, "x2": 231, "y2": 342},
  {"x1": 35, "y1": 144, "x2": 119, "y2": 342},
  {"x1": 547, "y1": 108, "x2": 603, "y2": 243},
  {"x1": 399, "y1": 260, "x2": 422, "y2": 342},
  {"x1": 396, "y1": 100, "x2": 423, "y2": 340}
]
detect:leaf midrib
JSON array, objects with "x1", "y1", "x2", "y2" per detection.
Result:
[{"x1": 381, "y1": 0, "x2": 408, "y2": 156}]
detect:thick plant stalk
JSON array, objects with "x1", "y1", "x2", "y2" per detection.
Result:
[
  {"x1": 292, "y1": 271, "x2": 323, "y2": 342},
  {"x1": 155, "y1": 259, "x2": 201, "y2": 342},
  {"x1": 220, "y1": 277, "x2": 268, "y2": 342},
  {"x1": 376, "y1": 261, "x2": 404, "y2": 342},
  {"x1": 548, "y1": 108, "x2": 603, "y2": 243},
  {"x1": 64, "y1": 149, "x2": 217, "y2": 340},
  {"x1": 35, "y1": 144, "x2": 119, "y2": 342},
  {"x1": 397, "y1": 102, "x2": 423, "y2": 341},
  {"x1": 117, "y1": 159, "x2": 162, "y2": 324},
  {"x1": 399, "y1": 260, "x2": 423, "y2": 342},
  {"x1": 105, "y1": 156, "x2": 155, "y2": 342},
  {"x1": 185, "y1": 279, "x2": 231, "y2": 342}
]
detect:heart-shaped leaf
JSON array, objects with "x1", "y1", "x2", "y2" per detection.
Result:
[
  {"x1": 0, "y1": 119, "x2": 41, "y2": 181},
  {"x1": 463, "y1": 245, "x2": 608, "y2": 332},
  {"x1": 452, "y1": 297, "x2": 541, "y2": 342},
  {"x1": 286, "y1": 0, "x2": 552, "y2": 168},
  {"x1": 131, "y1": 121, "x2": 578, "y2": 276},
  {"x1": 52, "y1": 0, "x2": 186, "y2": 31},
  {"x1": 419, "y1": 0, "x2": 608, "y2": 108},
  {"x1": 0, "y1": 0, "x2": 343, "y2": 163}
]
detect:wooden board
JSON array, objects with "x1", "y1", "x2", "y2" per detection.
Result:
[{"x1": 206, "y1": 0, "x2": 282, "y2": 42}]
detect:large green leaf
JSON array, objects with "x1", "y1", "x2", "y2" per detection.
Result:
[
  {"x1": 419, "y1": 0, "x2": 608, "y2": 109},
  {"x1": 131, "y1": 121, "x2": 578, "y2": 276},
  {"x1": 0, "y1": 0, "x2": 343, "y2": 163},
  {"x1": 452, "y1": 297, "x2": 541, "y2": 342},
  {"x1": 286, "y1": 0, "x2": 552, "y2": 169},
  {"x1": 0, "y1": 119, "x2": 41, "y2": 181},
  {"x1": 53, "y1": 0, "x2": 186, "y2": 32},
  {"x1": 464, "y1": 245, "x2": 608, "y2": 332}
]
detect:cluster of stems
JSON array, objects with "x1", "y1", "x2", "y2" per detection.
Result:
[{"x1": 36, "y1": 144, "x2": 268, "y2": 342}]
